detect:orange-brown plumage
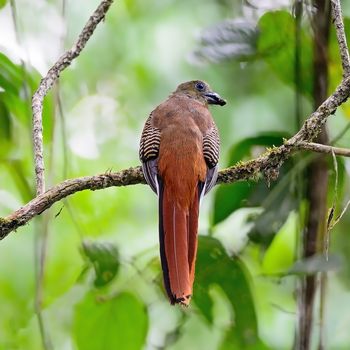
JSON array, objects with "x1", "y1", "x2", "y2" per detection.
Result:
[{"x1": 139, "y1": 80, "x2": 225, "y2": 305}]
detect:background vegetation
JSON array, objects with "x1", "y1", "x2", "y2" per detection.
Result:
[{"x1": 1, "y1": 0, "x2": 350, "y2": 349}]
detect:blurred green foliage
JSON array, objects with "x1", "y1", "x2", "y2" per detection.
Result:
[
  {"x1": 258, "y1": 11, "x2": 313, "y2": 98},
  {"x1": 81, "y1": 240, "x2": 120, "y2": 288},
  {"x1": 1, "y1": 0, "x2": 350, "y2": 349},
  {"x1": 74, "y1": 292, "x2": 148, "y2": 350}
]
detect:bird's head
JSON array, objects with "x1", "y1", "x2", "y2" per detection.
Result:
[{"x1": 174, "y1": 80, "x2": 226, "y2": 106}]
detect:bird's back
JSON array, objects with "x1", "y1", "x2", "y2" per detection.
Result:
[{"x1": 154, "y1": 95, "x2": 213, "y2": 209}]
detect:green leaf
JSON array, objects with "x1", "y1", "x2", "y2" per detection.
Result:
[
  {"x1": 227, "y1": 132, "x2": 287, "y2": 165},
  {"x1": 288, "y1": 254, "x2": 343, "y2": 275},
  {"x1": 262, "y1": 212, "x2": 297, "y2": 274},
  {"x1": 82, "y1": 241, "x2": 120, "y2": 288},
  {"x1": 0, "y1": 98, "x2": 12, "y2": 158},
  {"x1": 1, "y1": 91, "x2": 29, "y2": 123},
  {"x1": 0, "y1": 0, "x2": 6, "y2": 9},
  {"x1": 192, "y1": 18, "x2": 258, "y2": 63},
  {"x1": 195, "y1": 236, "x2": 264, "y2": 348},
  {"x1": 0, "y1": 99, "x2": 10, "y2": 138},
  {"x1": 213, "y1": 181, "x2": 254, "y2": 225},
  {"x1": 219, "y1": 328, "x2": 269, "y2": 350},
  {"x1": 0, "y1": 53, "x2": 23, "y2": 94},
  {"x1": 213, "y1": 132, "x2": 289, "y2": 226},
  {"x1": 0, "y1": 54, "x2": 37, "y2": 128},
  {"x1": 257, "y1": 11, "x2": 313, "y2": 98},
  {"x1": 247, "y1": 172, "x2": 298, "y2": 245},
  {"x1": 73, "y1": 292, "x2": 148, "y2": 350}
]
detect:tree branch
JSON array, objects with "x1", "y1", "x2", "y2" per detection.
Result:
[
  {"x1": 331, "y1": 0, "x2": 350, "y2": 77},
  {"x1": 1, "y1": 127, "x2": 350, "y2": 240},
  {"x1": 32, "y1": 0, "x2": 114, "y2": 195},
  {"x1": 218, "y1": 75, "x2": 350, "y2": 184},
  {"x1": 0, "y1": 167, "x2": 144, "y2": 239},
  {"x1": 2, "y1": 0, "x2": 350, "y2": 240}
]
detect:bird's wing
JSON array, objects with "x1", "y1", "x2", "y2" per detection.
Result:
[
  {"x1": 139, "y1": 113, "x2": 161, "y2": 194},
  {"x1": 202, "y1": 125, "x2": 220, "y2": 195}
]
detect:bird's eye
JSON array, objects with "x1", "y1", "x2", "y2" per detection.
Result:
[{"x1": 195, "y1": 82, "x2": 205, "y2": 91}]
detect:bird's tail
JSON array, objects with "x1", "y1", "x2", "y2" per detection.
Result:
[{"x1": 158, "y1": 181, "x2": 199, "y2": 306}]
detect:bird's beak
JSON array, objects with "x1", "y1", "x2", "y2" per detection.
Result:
[{"x1": 203, "y1": 92, "x2": 226, "y2": 106}]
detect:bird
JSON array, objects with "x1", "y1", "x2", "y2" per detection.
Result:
[{"x1": 139, "y1": 80, "x2": 226, "y2": 306}]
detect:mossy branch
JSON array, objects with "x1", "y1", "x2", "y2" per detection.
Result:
[{"x1": 2, "y1": 0, "x2": 350, "y2": 240}]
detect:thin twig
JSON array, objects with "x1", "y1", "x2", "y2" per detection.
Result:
[
  {"x1": 32, "y1": 0, "x2": 114, "y2": 196},
  {"x1": 34, "y1": 82, "x2": 59, "y2": 350},
  {"x1": 319, "y1": 272, "x2": 327, "y2": 350},
  {"x1": 34, "y1": 217, "x2": 53, "y2": 350},
  {"x1": 331, "y1": 0, "x2": 350, "y2": 77},
  {"x1": 56, "y1": 87, "x2": 69, "y2": 179},
  {"x1": 10, "y1": 1, "x2": 52, "y2": 348},
  {"x1": 316, "y1": 3, "x2": 350, "y2": 339},
  {"x1": 318, "y1": 149, "x2": 338, "y2": 350},
  {"x1": 294, "y1": 0, "x2": 303, "y2": 130},
  {"x1": 298, "y1": 142, "x2": 350, "y2": 157},
  {"x1": 9, "y1": 0, "x2": 30, "y2": 103},
  {"x1": 29, "y1": 2, "x2": 115, "y2": 347},
  {"x1": 326, "y1": 150, "x2": 338, "y2": 258},
  {"x1": 329, "y1": 199, "x2": 350, "y2": 230}
]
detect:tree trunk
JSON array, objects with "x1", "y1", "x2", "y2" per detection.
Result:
[{"x1": 297, "y1": 1, "x2": 331, "y2": 349}]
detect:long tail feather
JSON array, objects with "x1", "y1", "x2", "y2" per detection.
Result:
[
  {"x1": 158, "y1": 181, "x2": 173, "y2": 302},
  {"x1": 158, "y1": 181, "x2": 200, "y2": 305},
  {"x1": 188, "y1": 186, "x2": 200, "y2": 291}
]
